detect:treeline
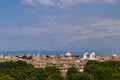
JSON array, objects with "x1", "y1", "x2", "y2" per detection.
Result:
[
  {"x1": 0, "y1": 61, "x2": 64, "y2": 80},
  {"x1": 84, "y1": 61, "x2": 120, "y2": 80},
  {"x1": 67, "y1": 61, "x2": 120, "y2": 80},
  {"x1": 1, "y1": 61, "x2": 120, "y2": 80}
]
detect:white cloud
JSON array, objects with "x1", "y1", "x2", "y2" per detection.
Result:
[
  {"x1": 22, "y1": 0, "x2": 36, "y2": 6},
  {"x1": 105, "y1": 0, "x2": 119, "y2": 4},
  {"x1": 0, "y1": 27, "x2": 48, "y2": 37},
  {"x1": 22, "y1": 0, "x2": 120, "y2": 8},
  {"x1": 36, "y1": 16, "x2": 120, "y2": 43},
  {"x1": 1, "y1": 17, "x2": 120, "y2": 45},
  {"x1": 63, "y1": 18, "x2": 120, "y2": 42},
  {"x1": 36, "y1": 0, "x2": 55, "y2": 6}
]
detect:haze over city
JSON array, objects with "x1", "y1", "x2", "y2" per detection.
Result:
[{"x1": 0, "y1": 0, "x2": 120, "y2": 54}]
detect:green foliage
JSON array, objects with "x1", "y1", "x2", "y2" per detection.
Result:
[
  {"x1": 1, "y1": 60, "x2": 120, "y2": 80},
  {"x1": 66, "y1": 61, "x2": 120, "y2": 80},
  {"x1": 66, "y1": 67, "x2": 95, "y2": 80},
  {"x1": 84, "y1": 61, "x2": 120, "y2": 80},
  {"x1": 31, "y1": 68, "x2": 47, "y2": 80},
  {"x1": 45, "y1": 66, "x2": 65, "y2": 80},
  {"x1": 0, "y1": 61, "x2": 64, "y2": 80},
  {"x1": 0, "y1": 61, "x2": 35, "y2": 80},
  {"x1": 111, "y1": 73, "x2": 120, "y2": 80},
  {"x1": 67, "y1": 67, "x2": 79, "y2": 76},
  {"x1": 46, "y1": 73, "x2": 65, "y2": 80},
  {"x1": 0, "y1": 60, "x2": 34, "y2": 69},
  {"x1": 67, "y1": 72, "x2": 95, "y2": 80},
  {"x1": 0, "y1": 75, "x2": 15, "y2": 80},
  {"x1": 45, "y1": 66, "x2": 60, "y2": 75}
]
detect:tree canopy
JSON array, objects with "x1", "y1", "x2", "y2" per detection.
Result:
[
  {"x1": 1, "y1": 60, "x2": 120, "y2": 80},
  {"x1": 0, "y1": 61, "x2": 64, "y2": 80}
]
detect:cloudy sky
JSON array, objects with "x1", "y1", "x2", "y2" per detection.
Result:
[{"x1": 0, "y1": 0, "x2": 120, "y2": 51}]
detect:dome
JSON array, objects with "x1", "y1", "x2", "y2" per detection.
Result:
[
  {"x1": 90, "y1": 51, "x2": 95, "y2": 55},
  {"x1": 83, "y1": 51, "x2": 89, "y2": 59},
  {"x1": 112, "y1": 53, "x2": 117, "y2": 57},
  {"x1": 84, "y1": 51, "x2": 89, "y2": 55},
  {"x1": 66, "y1": 51, "x2": 72, "y2": 56},
  {"x1": 89, "y1": 51, "x2": 96, "y2": 60}
]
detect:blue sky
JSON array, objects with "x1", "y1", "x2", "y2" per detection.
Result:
[{"x1": 0, "y1": 0, "x2": 120, "y2": 51}]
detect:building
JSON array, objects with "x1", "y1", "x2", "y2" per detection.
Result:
[
  {"x1": 66, "y1": 51, "x2": 72, "y2": 57},
  {"x1": 81, "y1": 51, "x2": 96, "y2": 60},
  {"x1": 82, "y1": 51, "x2": 89, "y2": 59},
  {"x1": 89, "y1": 51, "x2": 96, "y2": 60},
  {"x1": 111, "y1": 53, "x2": 118, "y2": 60},
  {"x1": 66, "y1": 51, "x2": 72, "y2": 60}
]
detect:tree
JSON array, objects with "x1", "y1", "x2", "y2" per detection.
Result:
[
  {"x1": 46, "y1": 73, "x2": 65, "y2": 80},
  {"x1": 45, "y1": 66, "x2": 60, "y2": 75},
  {"x1": 112, "y1": 73, "x2": 120, "y2": 80},
  {"x1": 67, "y1": 67, "x2": 79, "y2": 76},
  {"x1": 84, "y1": 61, "x2": 120, "y2": 80},
  {"x1": 31, "y1": 68, "x2": 47, "y2": 80},
  {"x1": 0, "y1": 75, "x2": 15, "y2": 80}
]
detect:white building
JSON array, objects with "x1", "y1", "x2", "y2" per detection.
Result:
[
  {"x1": 89, "y1": 51, "x2": 96, "y2": 60},
  {"x1": 66, "y1": 51, "x2": 72, "y2": 59},
  {"x1": 66, "y1": 51, "x2": 72, "y2": 57},
  {"x1": 81, "y1": 51, "x2": 96, "y2": 60},
  {"x1": 82, "y1": 51, "x2": 89, "y2": 59}
]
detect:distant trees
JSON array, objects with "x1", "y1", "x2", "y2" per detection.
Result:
[
  {"x1": 66, "y1": 61, "x2": 120, "y2": 80},
  {"x1": 84, "y1": 61, "x2": 120, "y2": 80},
  {"x1": 66, "y1": 67, "x2": 95, "y2": 80},
  {"x1": 67, "y1": 67, "x2": 79, "y2": 76},
  {"x1": 1, "y1": 60, "x2": 120, "y2": 80},
  {"x1": 45, "y1": 66, "x2": 60, "y2": 75},
  {"x1": 45, "y1": 66, "x2": 65, "y2": 80},
  {"x1": 0, "y1": 61, "x2": 64, "y2": 80},
  {"x1": 0, "y1": 61, "x2": 35, "y2": 80}
]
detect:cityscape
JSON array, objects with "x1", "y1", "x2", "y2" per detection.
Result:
[
  {"x1": 0, "y1": 50, "x2": 119, "y2": 76},
  {"x1": 0, "y1": 0, "x2": 120, "y2": 80}
]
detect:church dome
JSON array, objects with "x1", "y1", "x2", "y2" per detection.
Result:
[
  {"x1": 89, "y1": 51, "x2": 96, "y2": 60},
  {"x1": 66, "y1": 51, "x2": 72, "y2": 56},
  {"x1": 83, "y1": 51, "x2": 89, "y2": 59},
  {"x1": 83, "y1": 51, "x2": 89, "y2": 55},
  {"x1": 90, "y1": 51, "x2": 95, "y2": 55}
]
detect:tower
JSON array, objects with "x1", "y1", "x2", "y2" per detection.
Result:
[{"x1": 37, "y1": 53, "x2": 40, "y2": 61}]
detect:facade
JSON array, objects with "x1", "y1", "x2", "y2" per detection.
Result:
[
  {"x1": 82, "y1": 51, "x2": 89, "y2": 59},
  {"x1": 82, "y1": 51, "x2": 96, "y2": 60}
]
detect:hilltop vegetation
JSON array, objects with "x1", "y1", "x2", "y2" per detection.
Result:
[
  {"x1": 0, "y1": 60, "x2": 120, "y2": 80},
  {"x1": 84, "y1": 61, "x2": 120, "y2": 80},
  {"x1": 67, "y1": 61, "x2": 120, "y2": 80},
  {"x1": 0, "y1": 61, "x2": 64, "y2": 80}
]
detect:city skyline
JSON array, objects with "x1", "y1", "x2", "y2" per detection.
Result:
[{"x1": 0, "y1": 0, "x2": 120, "y2": 51}]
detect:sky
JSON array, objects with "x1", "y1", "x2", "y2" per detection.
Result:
[{"x1": 0, "y1": 0, "x2": 120, "y2": 52}]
